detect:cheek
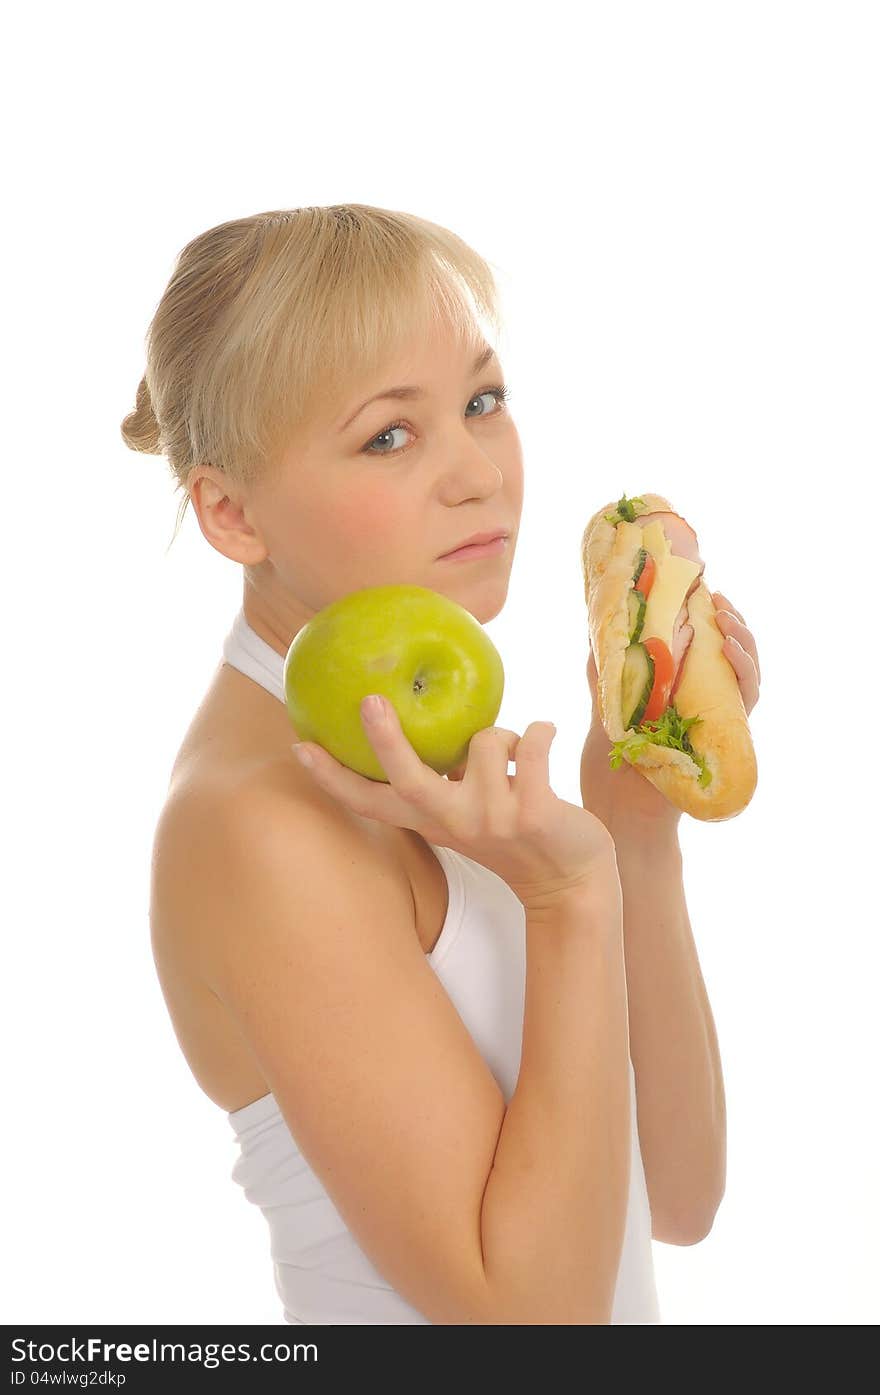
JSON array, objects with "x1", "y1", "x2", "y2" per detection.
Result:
[{"x1": 333, "y1": 482, "x2": 410, "y2": 548}]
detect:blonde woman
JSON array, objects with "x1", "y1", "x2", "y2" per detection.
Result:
[{"x1": 124, "y1": 205, "x2": 757, "y2": 1325}]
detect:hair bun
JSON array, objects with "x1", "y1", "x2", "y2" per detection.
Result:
[{"x1": 120, "y1": 375, "x2": 161, "y2": 454}]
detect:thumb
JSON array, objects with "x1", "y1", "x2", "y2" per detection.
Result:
[{"x1": 587, "y1": 645, "x2": 599, "y2": 702}]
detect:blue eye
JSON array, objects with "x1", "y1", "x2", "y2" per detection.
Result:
[{"x1": 361, "y1": 383, "x2": 512, "y2": 456}]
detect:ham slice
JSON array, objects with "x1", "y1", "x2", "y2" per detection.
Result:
[
  {"x1": 670, "y1": 609, "x2": 694, "y2": 700},
  {"x1": 635, "y1": 510, "x2": 704, "y2": 568}
]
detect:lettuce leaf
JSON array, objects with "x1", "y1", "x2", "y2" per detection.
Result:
[
  {"x1": 609, "y1": 704, "x2": 712, "y2": 788},
  {"x1": 604, "y1": 492, "x2": 648, "y2": 526}
]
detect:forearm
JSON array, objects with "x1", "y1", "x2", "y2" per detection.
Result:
[
  {"x1": 612, "y1": 831, "x2": 726, "y2": 1243},
  {"x1": 480, "y1": 884, "x2": 631, "y2": 1323}
]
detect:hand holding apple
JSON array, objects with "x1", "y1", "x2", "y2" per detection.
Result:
[{"x1": 283, "y1": 584, "x2": 505, "y2": 781}]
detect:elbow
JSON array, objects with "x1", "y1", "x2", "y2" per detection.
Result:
[
  {"x1": 651, "y1": 1191, "x2": 724, "y2": 1247},
  {"x1": 650, "y1": 1154, "x2": 727, "y2": 1247}
]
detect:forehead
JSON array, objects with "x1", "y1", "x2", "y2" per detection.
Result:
[
  {"x1": 358, "y1": 314, "x2": 490, "y2": 377},
  {"x1": 325, "y1": 327, "x2": 490, "y2": 418}
]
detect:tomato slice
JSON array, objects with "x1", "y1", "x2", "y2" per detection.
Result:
[
  {"x1": 641, "y1": 637, "x2": 675, "y2": 722},
  {"x1": 636, "y1": 553, "x2": 656, "y2": 599}
]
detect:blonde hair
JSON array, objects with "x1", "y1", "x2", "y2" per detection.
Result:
[{"x1": 120, "y1": 204, "x2": 506, "y2": 551}]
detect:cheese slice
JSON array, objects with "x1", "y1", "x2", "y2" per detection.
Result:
[{"x1": 634, "y1": 521, "x2": 702, "y2": 654}]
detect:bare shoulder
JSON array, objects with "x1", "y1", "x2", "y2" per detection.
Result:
[{"x1": 150, "y1": 752, "x2": 412, "y2": 986}]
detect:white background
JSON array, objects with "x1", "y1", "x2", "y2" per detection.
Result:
[{"x1": 4, "y1": 0, "x2": 877, "y2": 1326}]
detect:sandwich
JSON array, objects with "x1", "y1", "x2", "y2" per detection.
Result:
[{"x1": 580, "y1": 491, "x2": 757, "y2": 820}]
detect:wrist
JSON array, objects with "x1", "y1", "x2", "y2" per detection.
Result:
[
  {"x1": 612, "y1": 821, "x2": 682, "y2": 870},
  {"x1": 581, "y1": 792, "x2": 681, "y2": 844},
  {"x1": 517, "y1": 855, "x2": 622, "y2": 922}
]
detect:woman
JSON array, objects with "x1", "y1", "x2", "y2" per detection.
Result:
[{"x1": 121, "y1": 204, "x2": 760, "y2": 1325}]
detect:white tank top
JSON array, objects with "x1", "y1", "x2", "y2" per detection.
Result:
[{"x1": 220, "y1": 607, "x2": 661, "y2": 1325}]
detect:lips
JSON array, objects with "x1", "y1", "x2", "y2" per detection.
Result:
[{"x1": 439, "y1": 530, "x2": 508, "y2": 558}]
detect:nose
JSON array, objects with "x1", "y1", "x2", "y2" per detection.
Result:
[{"x1": 443, "y1": 428, "x2": 505, "y2": 497}]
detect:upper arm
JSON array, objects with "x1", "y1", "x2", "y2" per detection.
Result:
[{"x1": 169, "y1": 783, "x2": 508, "y2": 1325}]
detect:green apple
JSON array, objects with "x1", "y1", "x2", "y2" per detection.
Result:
[{"x1": 282, "y1": 584, "x2": 505, "y2": 782}]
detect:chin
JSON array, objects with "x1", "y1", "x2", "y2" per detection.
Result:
[
  {"x1": 460, "y1": 587, "x2": 509, "y2": 626},
  {"x1": 422, "y1": 566, "x2": 512, "y2": 626},
  {"x1": 478, "y1": 601, "x2": 505, "y2": 624}
]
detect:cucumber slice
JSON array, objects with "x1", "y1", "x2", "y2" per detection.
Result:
[
  {"x1": 621, "y1": 643, "x2": 654, "y2": 730},
  {"x1": 632, "y1": 547, "x2": 648, "y2": 587},
  {"x1": 627, "y1": 587, "x2": 646, "y2": 643}
]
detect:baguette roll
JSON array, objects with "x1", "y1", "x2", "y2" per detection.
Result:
[{"x1": 581, "y1": 492, "x2": 757, "y2": 821}]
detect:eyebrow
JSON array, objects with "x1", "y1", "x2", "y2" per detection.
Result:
[{"x1": 338, "y1": 344, "x2": 498, "y2": 434}]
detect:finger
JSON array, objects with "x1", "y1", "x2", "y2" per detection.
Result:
[
  {"x1": 509, "y1": 721, "x2": 557, "y2": 806},
  {"x1": 358, "y1": 693, "x2": 459, "y2": 808},
  {"x1": 292, "y1": 736, "x2": 421, "y2": 829},
  {"x1": 291, "y1": 695, "x2": 448, "y2": 828},
  {"x1": 721, "y1": 635, "x2": 760, "y2": 714},
  {"x1": 712, "y1": 591, "x2": 745, "y2": 625},
  {"x1": 714, "y1": 610, "x2": 761, "y2": 683},
  {"x1": 461, "y1": 725, "x2": 522, "y2": 806}
]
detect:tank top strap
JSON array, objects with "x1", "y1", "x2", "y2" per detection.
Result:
[{"x1": 221, "y1": 607, "x2": 286, "y2": 703}]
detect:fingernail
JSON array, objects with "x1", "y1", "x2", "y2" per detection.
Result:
[
  {"x1": 361, "y1": 694, "x2": 386, "y2": 724},
  {"x1": 293, "y1": 744, "x2": 314, "y2": 768}
]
